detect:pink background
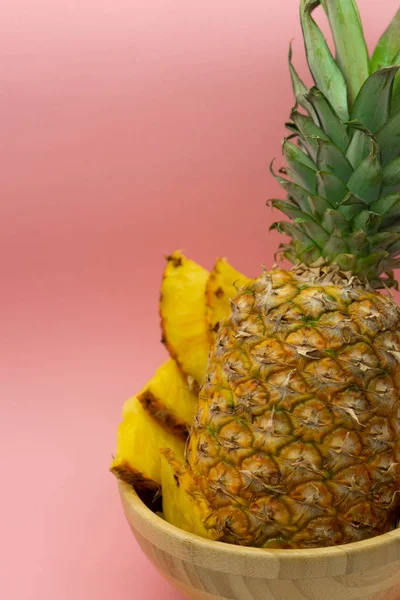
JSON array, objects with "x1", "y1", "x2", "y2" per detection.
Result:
[{"x1": 2, "y1": 1, "x2": 399, "y2": 599}]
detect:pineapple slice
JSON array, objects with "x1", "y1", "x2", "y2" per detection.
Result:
[
  {"x1": 110, "y1": 396, "x2": 185, "y2": 494},
  {"x1": 160, "y1": 448, "x2": 222, "y2": 540},
  {"x1": 138, "y1": 358, "x2": 198, "y2": 439},
  {"x1": 160, "y1": 251, "x2": 210, "y2": 385},
  {"x1": 206, "y1": 258, "x2": 250, "y2": 344}
]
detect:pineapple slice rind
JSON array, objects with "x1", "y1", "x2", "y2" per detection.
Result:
[
  {"x1": 138, "y1": 358, "x2": 198, "y2": 439},
  {"x1": 111, "y1": 396, "x2": 185, "y2": 493},
  {"x1": 111, "y1": 462, "x2": 159, "y2": 494},
  {"x1": 138, "y1": 389, "x2": 188, "y2": 439}
]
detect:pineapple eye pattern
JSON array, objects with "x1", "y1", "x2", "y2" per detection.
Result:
[{"x1": 189, "y1": 271, "x2": 400, "y2": 548}]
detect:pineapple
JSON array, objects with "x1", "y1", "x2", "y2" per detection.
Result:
[
  {"x1": 111, "y1": 396, "x2": 185, "y2": 495},
  {"x1": 138, "y1": 358, "x2": 198, "y2": 439},
  {"x1": 160, "y1": 250, "x2": 210, "y2": 386},
  {"x1": 160, "y1": 448, "x2": 222, "y2": 539},
  {"x1": 187, "y1": 0, "x2": 400, "y2": 549},
  {"x1": 111, "y1": 252, "x2": 208, "y2": 497},
  {"x1": 206, "y1": 258, "x2": 250, "y2": 345}
]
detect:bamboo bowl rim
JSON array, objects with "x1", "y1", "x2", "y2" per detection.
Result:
[{"x1": 119, "y1": 481, "x2": 400, "y2": 580}]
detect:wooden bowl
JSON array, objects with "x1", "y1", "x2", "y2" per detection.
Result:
[{"x1": 118, "y1": 482, "x2": 400, "y2": 600}]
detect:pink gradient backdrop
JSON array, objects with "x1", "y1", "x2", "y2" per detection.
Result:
[{"x1": 1, "y1": 1, "x2": 399, "y2": 599}]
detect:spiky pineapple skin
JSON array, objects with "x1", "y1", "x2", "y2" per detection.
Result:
[{"x1": 187, "y1": 268, "x2": 400, "y2": 549}]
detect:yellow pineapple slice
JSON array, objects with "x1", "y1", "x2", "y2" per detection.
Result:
[
  {"x1": 110, "y1": 396, "x2": 185, "y2": 494},
  {"x1": 206, "y1": 258, "x2": 250, "y2": 344},
  {"x1": 160, "y1": 448, "x2": 222, "y2": 540},
  {"x1": 138, "y1": 358, "x2": 198, "y2": 439},
  {"x1": 160, "y1": 251, "x2": 210, "y2": 385}
]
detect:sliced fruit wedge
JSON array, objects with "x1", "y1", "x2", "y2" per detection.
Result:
[
  {"x1": 206, "y1": 258, "x2": 250, "y2": 344},
  {"x1": 138, "y1": 358, "x2": 198, "y2": 439},
  {"x1": 110, "y1": 396, "x2": 185, "y2": 496},
  {"x1": 160, "y1": 448, "x2": 222, "y2": 540},
  {"x1": 160, "y1": 251, "x2": 210, "y2": 386}
]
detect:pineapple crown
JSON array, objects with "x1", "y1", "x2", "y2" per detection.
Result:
[{"x1": 271, "y1": 0, "x2": 400, "y2": 289}]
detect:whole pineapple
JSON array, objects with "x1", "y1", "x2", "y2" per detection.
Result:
[{"x1": 187, "y1": 0, "x2": 400, "y2": 549}]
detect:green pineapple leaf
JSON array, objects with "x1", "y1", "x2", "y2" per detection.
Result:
[
  {"x1": 300, "y1": 247, "x2": 324, "y2": 265},
  {"x1": 290, "y1": 109, "x2": 329, "y2": 161},
  {"x1": 369, "y1": 231, "x2": 400, "y2": 252},
  {"x1": 285, "y1": 120, "x2": 299, "y2": 136},
  {"x1": 357, "y1": 252, "x2": 390, "y2": 280},
  {"x1": 323, "y1": 235, "x2": 349, "y2": 259},
  {"x1": 321, "y1": 208, "x2": 351, "y2": 233},
  {"x1": 369, "y1": 193, "x2": 400, "y2": 216},
  {"x1": 387, "y1": 238, "x2": 400, "y2": 258},
  {"x1": 282, "y1": 136, "x2": 316, "y2": 170},
  {"x1": 345, "y1": 123, "x2": 374, "y2": 169},
  {"x1": 282, "y1": 140, "x2": 317, "y2": 193},
  {"x1": 378, "y1": 196, "x2": 400, "y2": 232},
  {"x1": 339, "y1": 192, "x2": 368, "y2": 207},
  {"x1": 270, "y1": 161, "x2": 314, "y2": 215},
  {"x1": 316, "y1": 139, "x2": 353, "y2": 183},
  {"x1": 346, "y1": 231, "x2": 369, "y2": 256},
  {"x1": 338, "y1": 192, "x2": 367, "y2": 220},
  {"x1": 391, "y1": 51, "x2": 400, "y2": 115},
  {"x1": 376, "y1": 110, "x2": 400, "y2": 166},
  {"x1": 351, "y1": 210, "x2": 382, "y2": 234},
  {"x1": 308, "y1": 194, "x2": 333, "y2": 219},
  {"x1": 270, "y1": 220, "x2": 318, "y2": 247},
  {"x1": 305, "y1": 87, "x2": 349, "y2": 152},
  {"x1": 316, "y1": 170, "x2": 347, "y2": 205},
  {"x1": 347, "y1": 141, "x2": 383, "y2": 203},
  {"x1": 300, "y1": 0, "x2": 349, "y2": 121},
  {"x1": 288, "y1": 43, "x2": 319, "y2": 124},
  {"x1": 270, "y1": 0, "x2": 400, "y2": 289},
  {"x1": 270, "y1": 199, "x2": 313, "y2": 222},
  {"x1": 383, "y1": 224, "x2": 400, "y2": 234},
  {"x1": 371, "y1": 8, "x2": 400, "y2": 72},
  {"x1": 322, "y1": 0, "x2": 369, "y2": 108},
  {"x1": 382, "y1": 157, "x2": 400, "y2": 195},
  {"x1": 351, "y1": 66, "x2": 400, "y2": 134},
  {"x1": 299, "y1": 220, "x2": 330, "y2": 246},
  {"x1": 335, "y1": 253, "x2": 356, "y2": 272}
]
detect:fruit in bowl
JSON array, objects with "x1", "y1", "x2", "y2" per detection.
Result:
[
  {"x1": 111, "y1": 250, "x2": 249, "y2": 536},
  {"x1": 112, "y1": 0, "x2": 400, "y2": 597}
]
